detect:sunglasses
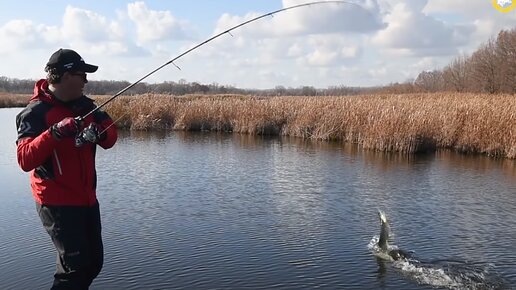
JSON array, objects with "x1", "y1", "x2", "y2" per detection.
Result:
[{"x1": 68, "y1": 72, "x2": 88, "y2": 82}]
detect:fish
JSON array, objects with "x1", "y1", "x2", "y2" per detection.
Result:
[{"x1": 377, "y1": 210, "x2": 410, "y2": 261}]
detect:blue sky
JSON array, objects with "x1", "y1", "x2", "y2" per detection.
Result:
[{"x1": 1, "y1": 0, "x2": 515, "y2": 89}]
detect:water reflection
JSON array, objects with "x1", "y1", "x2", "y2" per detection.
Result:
[
  {"x1": 0, "y1": 108, "x2": 515, "y2": 290},
  {"x1": 435, "y1": 150, "x2": 516, "y2": 179}
]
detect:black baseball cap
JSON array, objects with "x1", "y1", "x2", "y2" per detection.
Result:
[{"x1": 46, "y1": 48, "x2": 98, "y2": 73}]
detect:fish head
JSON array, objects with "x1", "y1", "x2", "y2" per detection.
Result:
[{"x1": 378, "y1": 210, "x2": 388, "y2": 224}]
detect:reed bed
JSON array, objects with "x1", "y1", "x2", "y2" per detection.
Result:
[
  {"x1": 98, "y1": 93, "x2": 516, "y2": 159},
  {"x1": 0, "y1": 93, "x2": 30, "y2": 107}
]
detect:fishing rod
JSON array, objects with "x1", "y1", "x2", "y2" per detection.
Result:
[
  {"x1": 75, "y1": 0, "x2": 367, "y2": 144},
  {"x1": 79, "y1": 0, "x2": 358, "y2": 122}
]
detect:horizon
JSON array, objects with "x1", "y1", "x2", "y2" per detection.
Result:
[{"x1": 0, "y1": 74, "x2": 411, "y2": 91}]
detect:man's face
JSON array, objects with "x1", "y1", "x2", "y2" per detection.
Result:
[{"x1": 59, "y1": 71, "x2": 88, "y2": 101}]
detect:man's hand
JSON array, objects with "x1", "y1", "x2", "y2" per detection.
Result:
[
  {"x1": 50, "y1": 117, "x2": 80, "y2": 140},
  {"x1": 79, "y1": 123, "x2": 103, "y2": 144}
]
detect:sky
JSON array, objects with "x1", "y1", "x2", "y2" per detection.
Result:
[{"x1": 0, "y1": 0, "x2": 515, "y2": 89}]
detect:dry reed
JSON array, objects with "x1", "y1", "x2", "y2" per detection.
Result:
[
  {"x1": 97, "y1": 93, "x2": 516, "y2": 159},
  {"x1": 1, "y1": 92, "x2": 513, "y2": 158},
  {"x1": 0, "y1": 93, "x2": 30, "y2": 107}
]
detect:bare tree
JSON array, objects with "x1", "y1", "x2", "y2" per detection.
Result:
[
  {"x1": 495, "y1": 29, "x2": 516, "y2": 93},
  {"x1": 414, "y1": 70, "x2": 444, "y2": 92},
  {"x1": 442, "y1": 54, "x2": 470, "y2": 92},
  {"x1": 469, "y1": 38, "x2": 501, "y2": 93}
]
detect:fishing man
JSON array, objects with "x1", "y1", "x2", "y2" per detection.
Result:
[{"x1": 15, "y1": 48, "x2": 117, "y2": 289}]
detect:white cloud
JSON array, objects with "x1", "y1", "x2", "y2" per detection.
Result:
[
  {"x1": 213, "y1": 0, "x2": 385, "y2": 38},
  {"x1": 280, "y1": 0, "x2": 385, "y2": 34},
  {"x1": 305, "y1": 49, "x2": 340, "y2": 66},
  {"x1": 368, "y1": 67, "x2": 387, "y2": 77},
  {"x1": 0, "y1": 20, "x2": 41, "y2": 53},
  {"x1": 127, "y1": 1, "x2": 193, "y2": 43},
  {"x1": 132, "y1": 0, "x2": 480, "y2": 88},
  {"x1": 372, "y1": 1, "x2": 474, "y2": 56},
  {"x1": 0, "y1": 5, "x2": 146, "y2": 57},
  {"x1": 410, "y1": 56, "x2": 444, "y2": 71},
  {"x1": 298, "y1": 35, "x2": 362, "y2": 66},
  {"x1": 62, "y1": 6, "x2": 121, "y2": 42},
  {"x1": 59, "y1": 5, "x2": 148, "y2": 57},
  {"x1": 424, "y1": 0, "x2": 516, "y2": 49},
  {"x1": 287, "y1": 43, "x2": 304, "y2": 57},
  {"x1": 341, "y1": 46, "x2": 360, "y2": 58},
  {"x1": 423, "y1": 0, "x2": 491, "y2": 18},
  {"x1": 204, "y1": 1, "x2": 373, "y2": 71}
]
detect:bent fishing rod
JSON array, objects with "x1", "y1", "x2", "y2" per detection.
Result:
[{"x1": 79, "y1": 0, "x2": 359, "y2": 122}]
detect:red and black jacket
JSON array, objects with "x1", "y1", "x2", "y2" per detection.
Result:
[{"x1": 16, "y1": 79, "x2": 117, "y2": 206}]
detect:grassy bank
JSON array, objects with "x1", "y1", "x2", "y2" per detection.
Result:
[{"x1": 97, "y1": 93, "x2": 515, "y2": 159}]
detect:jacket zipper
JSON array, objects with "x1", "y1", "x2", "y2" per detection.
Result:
[
  {"x1": 53, "y1": 150, "x2": 63, "y2": 175},
  {"x1": 78, "y1": 145, "x2": 90, "y2": 204}
]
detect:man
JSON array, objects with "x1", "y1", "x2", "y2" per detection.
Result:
[{"x1": 16, "y1": 48, "x2": 118, "y2": 289}]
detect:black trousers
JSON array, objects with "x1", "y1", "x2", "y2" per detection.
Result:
[{"x1": 37, "y1": 201, "x2": 103, "y2": 290}]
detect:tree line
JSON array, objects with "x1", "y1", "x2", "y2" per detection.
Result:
[
  {"x1": 412, "y1": 28, "x2": 516, "y2": 94},
  {"x1": 0, "y1": 75, "x2": 370, "y2": 97},
  {"x1": 1, "y1": 28, "x2": 514, "y2": 96}
]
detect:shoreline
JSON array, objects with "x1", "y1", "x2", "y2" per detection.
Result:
[{"x1": 2, "y1": 93, "x2": 515, "y2": 159}]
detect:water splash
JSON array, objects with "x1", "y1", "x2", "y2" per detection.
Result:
[
  {"x1": 368, "y1": 236, "x2": 401, "y2": 259},
  {"x1": 394, "y1": 260, "x2": 460, "y2": 288},
  {"x1": 368, "y1": 236, "x2": 509, "y2": 289}
]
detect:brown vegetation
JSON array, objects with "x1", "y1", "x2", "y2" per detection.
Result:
[
  {"x1": 99, "y1": 93, "x2": 516, "y2": 159},
  {"x1": 0, "y1": 93, "x2": 30, "y2": 107}
]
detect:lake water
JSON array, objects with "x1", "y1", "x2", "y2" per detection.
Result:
[{"x1": 1, "y1": 107, "x2": 515, "y2": 289}]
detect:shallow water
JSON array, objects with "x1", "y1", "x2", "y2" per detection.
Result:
[{"x1": 1, "y1": 108, "x2": 515, "y2": 289}]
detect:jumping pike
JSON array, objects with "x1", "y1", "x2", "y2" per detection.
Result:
[{"x1": 378, "y1": 210, "x2": 410, "y2": 261}]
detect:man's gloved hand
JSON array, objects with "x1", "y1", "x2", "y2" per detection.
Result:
[
  {"x1": 50, "y1": 117, "x2": 80, "y2": 140},
  {"x1": 79, "y1": 123, "x2": 102, "y2": 144}
]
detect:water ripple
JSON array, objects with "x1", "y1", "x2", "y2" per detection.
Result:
[{"x1": 0, "y1": 114, "x2": 514, "y2": 289}]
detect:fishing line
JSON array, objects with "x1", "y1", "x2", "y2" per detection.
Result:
[{"x1": 86, "y1": 0, "x2": 365, "y2": 134}]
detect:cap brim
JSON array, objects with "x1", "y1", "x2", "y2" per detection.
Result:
[{"x1": 82, "y1": 63, "x2": 98, "y2": 73}]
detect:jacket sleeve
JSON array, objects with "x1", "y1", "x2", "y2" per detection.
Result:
[
  {"x1": 94, "y1": 110, "x2": 118, "y2": 149},
  {"x1": 16, "y1": 106, "x2": 59, "y2": 172},
  {"x1": 17, "y1": 132, "x2": 59, "y2": 172}
]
